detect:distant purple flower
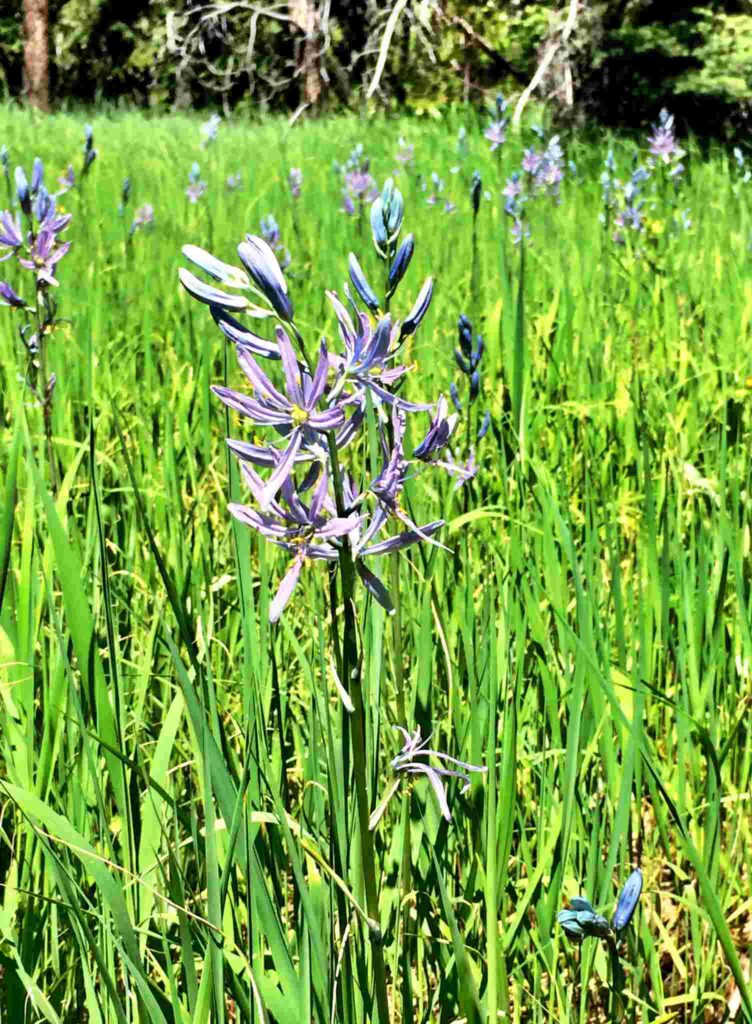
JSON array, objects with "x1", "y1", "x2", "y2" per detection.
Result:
[
  {"x1": 186, "y1": 182, "x2": 207, "y2": 204},
  {"x1": 395, "y1": 137, "x2": 414, "y2": 165},
  {"x1": 56, "y1": 165, "x2": 75, "y2": 195},
  {"x1": 503, "y1": 174, "x2": 522, "y2": 201},
  {"x1": 443, "y1": 200, "x2": 456, "y2": 214},
  {"x1": 445, "y1": 448, "x2": 478, "y2": 490},
  {"x1": 485, "y1": 120, "x2": 507, "y2": 152},
  {"x1": 260, "y1": 215, "x2": 291, "y2": 271},
  {"x1": 201, "y1": 113, "x2": 221, "y2": 147},
  {"x1": 226, "y1": 173, "x2": 242, "y2": 191},
  {"x1": 130, "y1": 203, "x2": 154, "y2": 236},
  {"x1": 213, "y1": 329, "x2": 345, "y2": 507},
  {"x1": 288, "y1": 167, "x2": 303, "y2": 198},
  {"x1": 0, "y1": 281, "x2": 25, "y2": 307},
  {"x1": 341, "y1": 190, "x2": 356, "y2": 216},
  {"x1": 648, "y1": 109, "x2": 681, "y2": 164}
]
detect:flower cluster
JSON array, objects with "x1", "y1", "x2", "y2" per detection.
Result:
[
  {"x1": 337, "y1": 144, "x2": 379, "y2": 216},
  {"x1": 0, "y1": 159, "x2": 72, "y2": 302},
  {"x1": 180, "y1": 177, "x2": 451, "y2": 624},
  {"x1": 558, "y1": 869, "x2": 643, "y2": 943},
  {"x1": 647, "y1": 109, "x2": 684, "y2": 179}
]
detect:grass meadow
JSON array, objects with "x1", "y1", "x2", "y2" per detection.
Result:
[{"x1": 0, "y1": 105, "x2": 751, "y2": 1024}]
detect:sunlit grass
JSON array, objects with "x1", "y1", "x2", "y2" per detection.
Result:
[{"x1": 0, "y1": 103, "x2": 751, "y2": 1023}]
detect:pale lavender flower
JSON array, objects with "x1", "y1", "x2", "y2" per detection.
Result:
[
  {"x1": 229, "y1": 465, "x2": 359, "y2": 622},
  {"x1": 56, "y1": 165, "x2": 75, "y2": 195},
  {"x1": 288, "y1": 167, "x2": 303, "y2": 198},
  {"x1": 226, "y1": 173, "x2": 242, "y2": 191},
  {"x1": 395, "y1": 137, "x2": 414, "y2": 165},
  {"x1": 201, "y1": 113, "x2": 221, "y2": 147},
  {"x1": 212, "y1": 329, "x2": 345, "y2": 507},
  {"x1": 130, "y1": 203, "x2": 154, "y2": 236},
  {"x1": 485, "y1": 120, "x2": 507, "y2": 152},
  {"x1": 18, "y1": 228, "x2": 71, "y2": 286}
]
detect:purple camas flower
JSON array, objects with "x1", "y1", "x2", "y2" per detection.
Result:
[
  {"x1": 200, "y1": 113, "x2": 221, "y2": 147},
  {"x1": 413, "y1": 395, "x2": 457, "y2": 461},
  {"x1": 186, "y1": 162, "x2": 206, "y2": 203},
  {"x1": 212, "y1": 329, "x2": 345, "y2": 508},
  {"x1": 229, "y1": 466, "x2": 359, "y2": 622},
  {"x1": 56, "y1": 165, "x2": 75, "y2": 195},
  {"x1": 18, "y1": 229, "x2": 71, "y2": 287},
  {"x1": 130, "y1": 203, "x2": 154, "y2": 236},
  {"x1": 485, "y1": 120, "x2": 507, "y2": 152},
  {"x1": 395, "y1": 137, "x2": 414, "y2": 165},
  {"x1": 226, "y1": 173, "x2": 242, "y2": 191},
  {"x1": 288, "y1": 167, "x2": 303, "y2": 198}
]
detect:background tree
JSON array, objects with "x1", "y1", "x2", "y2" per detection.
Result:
[{"x1": 22, "y1": 0, "x2": 48, "y2": 110}]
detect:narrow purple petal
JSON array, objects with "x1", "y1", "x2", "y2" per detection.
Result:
[
  {"x1": 259, "y1": 431, "x2": 303, "y2": 509},
  {"x1": 276, "y1": 325, "x2": 304, "y2": 405},
  {"x1": 357, "y1": 562, "x2": 394, "y2": 614},
  {"x1": 269, "y1": 557, "x2": 304, "y2": 623},
  {"x1": 361, "y1": 520, "x2": 444, "y2": 557}
]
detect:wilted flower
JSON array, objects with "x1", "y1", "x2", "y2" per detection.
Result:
[
  {"x1": 413, "y1": 395, "x2": 457, "y2": 461},
  {"x1": 56, "y1": 165, "x2": 75, "y2": 195},
  {"x1": 370, "y1": 726, "x2": 486, "y2": 827}
]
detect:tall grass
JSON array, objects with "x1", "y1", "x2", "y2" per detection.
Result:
[{"x1": 0, "y1": 104, "x2": 751, "y2": 1023}]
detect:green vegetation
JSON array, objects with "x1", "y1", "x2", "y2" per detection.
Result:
[{"x1": 0, "y1": 105, "x2": 751, "y2": 1023}]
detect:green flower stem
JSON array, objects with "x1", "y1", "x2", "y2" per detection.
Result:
[{"x1": 327, "y1": 431, "x2": 391, "y2": 1024}]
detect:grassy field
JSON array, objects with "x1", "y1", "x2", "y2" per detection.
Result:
[{"x1": 0, "y1": 104, "x2": 751, "y2": 1024}]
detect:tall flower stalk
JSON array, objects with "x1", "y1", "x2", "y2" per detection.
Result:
[
  {"x1": 179, "y1": 175, "x2": 476, "y2": 1022},
  {"x1": 1, "y1": 158, "x2": 72, "y2": 488}
]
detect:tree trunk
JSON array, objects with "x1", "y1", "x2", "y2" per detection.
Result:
[
  {"x1": 289, "y1": 0, "x2": 322, "y2": 107},
  {"x1": 23, "y1": 0, "x2": 49, "y2": 111}
]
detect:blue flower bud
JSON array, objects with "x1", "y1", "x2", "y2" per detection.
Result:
[
  {"x1": 15, "y1": 167, "x2": 30, "y2": 214},
  {"x1": 471, "y1": 334, "x2": 484, "y2": 369},
  {"x1": 478, "y1": 410, "x2": 491, "y2": 440},
  {"x1": 0, "y1": 145, "x2": 8, "y2": 170},
  {"x1": 348, "y1": 252, "x2": 380, "y2": 313},
  {"x1": 469, "y1": 370, "x2": 480, "y2": 404},
  {"x1": 371, "y1": 177, "x2": 404, "y2": 257},
  {"x1": 454, "y1": 349, "x2": 471, "y2": 375},
  {"x1": 34, "y1": 185, "x2": 52, "y2": 223},
  {"x1": 612, "y1": 869, "x2": 642, "y2": 932},
  {"x1": 31, "y1": 158, "x2": 44, "y2": 194},
  {"x1": 450, "y1": 382, "x2": 462, "y2": 413},
  {"x1": 401, "y1": 277, "x2": 433, "y2": 337},
  {"x1": 387, "y1": 234, "x2": 414, "y2": 294},
  {"x1": 458, "y1": 314, "x2": 473, "y2": 358},
  {"x1": 471, "y1": 171, "x2": 482, "y2": 216},
  {"x1": 238, "y1": 235, "x2": 294, "y2": 321}
]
